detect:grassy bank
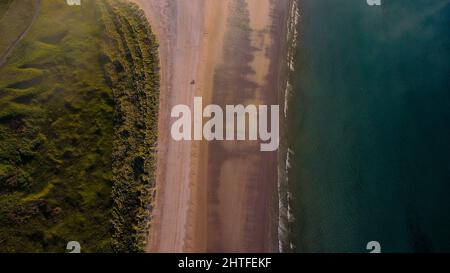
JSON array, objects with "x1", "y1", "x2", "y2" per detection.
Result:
[
  {"x1": 0, "y1": 0, "x2": 158, "y2": 252},
  {"x1": 99, "y1": 0, "x2": 159, "y2": 252}
]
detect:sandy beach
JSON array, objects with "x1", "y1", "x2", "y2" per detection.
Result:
[{"x1": 133, "y1": 0, "x2": 291, "y2": 252}]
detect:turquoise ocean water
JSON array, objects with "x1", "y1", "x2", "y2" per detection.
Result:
[{"x1": 288, "y1": 0, "x2": 450, "y2": 252}]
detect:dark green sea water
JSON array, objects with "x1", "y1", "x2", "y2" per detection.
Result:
[{"x1": 288, "y1": 0, "x2": 450, "y2": 252}]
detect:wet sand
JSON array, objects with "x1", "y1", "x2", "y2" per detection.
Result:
[{"x1": 133, "y1": 0, "x2": 291, "y2": 252}]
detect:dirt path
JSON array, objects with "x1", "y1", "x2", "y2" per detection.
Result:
[{"x1": 0, "y1": 0, "x2": 41, "y2": 67}]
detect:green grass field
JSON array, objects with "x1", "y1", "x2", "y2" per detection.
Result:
[
  {"x1": 0, "y1": 0, "x2": 14, "y2": 19},
  {"x1": 0, "y1": 0, "x2": 39, "y2": 58},
  {"x1": 0, "y1": 0, "x2": 159, "y2": 252}
]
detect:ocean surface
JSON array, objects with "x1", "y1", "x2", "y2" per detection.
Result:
[{"x1": 288, "y1": 0, "x2": 450, "y2": 252}]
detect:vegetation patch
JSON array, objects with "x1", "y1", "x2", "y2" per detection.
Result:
[
  {"x1": 0, "y1": 0, "x2": 15, "y2": 20},
  {"x1": 0, "y1": 0, "x2": 159, "y2": 252},
  {"x1": 0, "y1": 0, "x2": 39, "y2": 60}
]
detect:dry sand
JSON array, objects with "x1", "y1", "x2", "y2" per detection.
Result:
[{"x1": 133, "y1": 0, "x2": 291, "y2": 252}]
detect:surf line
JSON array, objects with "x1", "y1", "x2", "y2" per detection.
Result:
[{"x1": 170, "y1": 97, "x2": 279, "y2": 152}]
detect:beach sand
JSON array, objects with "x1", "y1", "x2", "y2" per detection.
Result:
[{"x1": 133, "y1": 0, "x2": 291, "y2": 252}]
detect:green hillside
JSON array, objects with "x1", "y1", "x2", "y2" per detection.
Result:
[{"x1": 0, "y1": 0, "x2": 159, "y2": 252}]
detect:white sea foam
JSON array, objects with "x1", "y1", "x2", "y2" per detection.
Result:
[{"x1": 278, "y1": 0, "x2": 300, "y2": 253}]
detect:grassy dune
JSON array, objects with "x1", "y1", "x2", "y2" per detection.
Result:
[
  {"x1": 99, "y1": 0, "x2": 159, "y2": 252},
  {"x1": 0, "y1": 0, "x2": 159, "y2": 252}
]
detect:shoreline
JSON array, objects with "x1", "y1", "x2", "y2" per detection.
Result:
[
  {"x1": 134, "y1": 0, "x2": 292, "y2": 252},
  {"x1": 278, "y1": 0, "x2": 300, "y2": 253}
]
